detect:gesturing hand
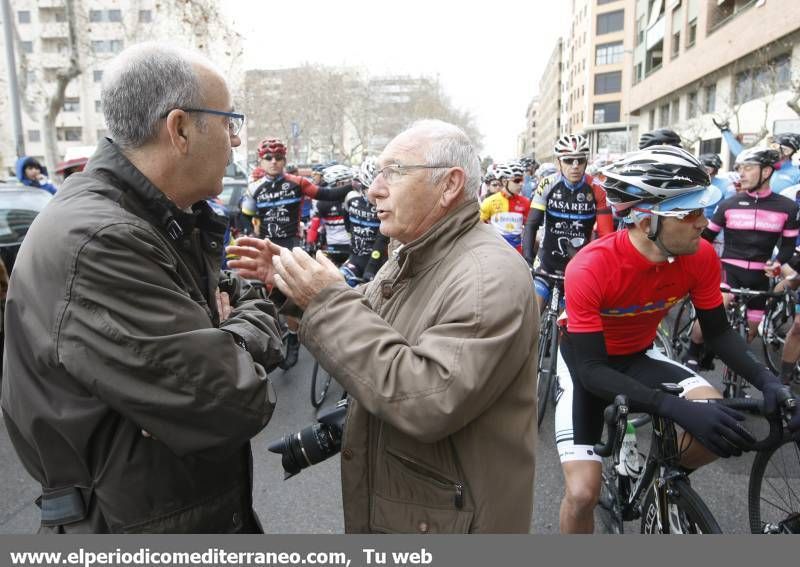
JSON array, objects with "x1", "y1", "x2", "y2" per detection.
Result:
[
  {"x1": 226, "y1": 237, "x2": 282, "y2": 287},
  {"x1": 273, "y1": 247, "x2": 345, "y2": 310}
]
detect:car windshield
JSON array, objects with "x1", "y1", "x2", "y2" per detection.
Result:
[{"x1": 0, "y1": 190, "x2": 52, "y2": 246}]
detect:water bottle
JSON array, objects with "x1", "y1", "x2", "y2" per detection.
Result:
[{"x1": 615, "y1": 421, "x2": 642, "y2": 478}]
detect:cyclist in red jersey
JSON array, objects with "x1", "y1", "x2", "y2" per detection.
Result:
[{"x1": 554, "y1": 145, "x2": 800, "y2": 533}]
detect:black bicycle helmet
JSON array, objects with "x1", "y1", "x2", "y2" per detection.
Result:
[
  {"x1": 601, "y1": 145, "x2": 710, "y2": 206},
  {"x1": 638, "y1": 128, "x2": 682, "y2": 150},
  {"x1": 773, "y1": 133, "x2": 800, "y2": 153},
  {"x1": 734, "y1": 147, "x2": 781, "y2": 168},
  {"x1": 698, "y1": 153, "x2": 723, "y2": 170}
]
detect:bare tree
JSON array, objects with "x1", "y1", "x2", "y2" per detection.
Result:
[{"x1": 11, "y1": 0, "x2": 242, "y2": 173}]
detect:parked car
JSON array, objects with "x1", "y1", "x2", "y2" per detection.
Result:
[
  {"x1": 1, "y1": 180, "x2": 53, "y2": 372},
  {"x1": 218, "y1": 177, "x2": 251, "y2": 235},
  {"x1": 0, "y1": 181, "x2": 53, "y2": 274}
]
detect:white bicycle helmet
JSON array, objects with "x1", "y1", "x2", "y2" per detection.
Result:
[
  {"x1": 323, "y1": 164, "x2": 354, "y2": 186},
  {"x1": 495, "y1": 161, "x2": 525, "y2": 180},
  {"x1": 535, "y1": 162, "x2": 557, "y2": 178},
  {"x1": 554, "y1": 134, "x2": 590, "y2": 158},
  {"x1": 357, "y1": 156, "x2": 377, "y2": 188}
]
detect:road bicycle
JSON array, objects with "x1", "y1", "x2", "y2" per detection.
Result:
[
  {"x1": 533, "y1": 270, "x2": 564, "y2": 428},
  {"x1": 595, "y1": 384, "x2": 793, "y2": 534}
]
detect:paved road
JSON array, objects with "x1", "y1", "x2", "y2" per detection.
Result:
[{"x1": 0, "y1": 343, "x2": 770, "y2": 534}]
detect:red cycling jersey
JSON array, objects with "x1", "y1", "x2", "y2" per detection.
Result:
[{"x1": 564, "y1": 230, "x2": 722, "y2": 355}]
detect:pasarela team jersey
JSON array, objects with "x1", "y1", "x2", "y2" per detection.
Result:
[
  {"x1": 344, "y1": 190, "x2": 382, "y2": 257},
  {"x1": 706, "y1": 189, "x2": 799, "y2": 270},
  {"x1": 530, "y1": 173, "x2": 612, "y2": 273},
  {"x1": 564, "y1": 230, "x2": 723, "y2": 355},
  {"x1": 479, "y1": 192, "x2": 531, "y2": 251},
  {"x1": 242, "y1": 174, "x2": 350, "y2": 240}
]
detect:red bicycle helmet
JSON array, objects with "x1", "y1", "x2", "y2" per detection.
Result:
[{"x1": 257, "y1": 138, "x2": 287, "y2": 159}]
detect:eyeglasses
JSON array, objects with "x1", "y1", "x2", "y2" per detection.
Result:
[
  {"x1": 161, "y1": 107, "x2": 245, "y2": 136},
  {"x1": 560, "y1": 157, "x2": 588, "y2": 166},
  {"x1": 511, "y1": 177, "x2": 524, "y2": 183},
  {"x1": 375, "y1": 163, "x2": 453, "y2": 184},
  {"x1": 261, "y1": 154, "x2": 285, "y2": 162}
]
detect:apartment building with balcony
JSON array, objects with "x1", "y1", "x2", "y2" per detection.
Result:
[
  {"x1": 629, "y1": 0, "x2": 800, "y2": 168},
  {"x1": 535, "y1": 39, "x2": 563, "y2": 164},
  {"x1": 560, "y1": 0, "x2": 635, "y2": 161}
]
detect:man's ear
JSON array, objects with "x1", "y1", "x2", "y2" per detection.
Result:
[
  {"x1": 440, "y1": 167, "x2": 466, "y2": 207},
  {"x1": 165, "y1": 109, "x2": 190, "y2": 155}
]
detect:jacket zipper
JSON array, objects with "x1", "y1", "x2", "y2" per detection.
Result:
[{"x1": 385, "y1": 448, "x2": 464, "y2": 509}]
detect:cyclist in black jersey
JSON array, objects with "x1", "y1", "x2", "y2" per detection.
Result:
[
  {"x1": 306, "y1": 165, "x2": 354, "y2": 265},
  {"x1": 340, "y1": 157, "x2": 389, "y2": 284},
  {"x1": 241, "y1": 138, "x2": 350, "y2": 369},
  {"x1": 682, "y1": 147, "x2": 800, "y2": 370},
  {"x1": 522, "y1": 134, "x2": 614, "y2": 312}
]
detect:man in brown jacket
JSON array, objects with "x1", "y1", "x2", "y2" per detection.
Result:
[{"x1": 230, "y1": 120, "x2": 538, "y2": 533}]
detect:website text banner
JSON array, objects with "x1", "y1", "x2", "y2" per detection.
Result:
[{"x1": 0, "y1": 535, "x2": 796, "y2": 567}]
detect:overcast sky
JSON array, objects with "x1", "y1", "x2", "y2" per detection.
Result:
[{"x1": 221, "y1": 0, "x2": 571, "y2": 160}]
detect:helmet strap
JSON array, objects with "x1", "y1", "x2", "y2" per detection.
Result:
[{"x1": 645, "y1": 215, "x2": 677, "y2": 263}]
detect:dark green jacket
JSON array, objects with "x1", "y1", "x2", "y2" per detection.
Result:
[{"x1": 2, "y1": 138, "x2": 283, "y2": 533}]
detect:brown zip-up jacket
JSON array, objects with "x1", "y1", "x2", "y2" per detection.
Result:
[
  {"x1": 301, "y1": 198, "x2": 538, "y2": 533},
  {"x1": 1, "y1": 138, "x2": 283, "y2": 533}
]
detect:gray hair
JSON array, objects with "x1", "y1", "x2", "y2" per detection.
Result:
[
  {"x1": 101, "y1": 42, "x2": 207, "y2": 150},
  {"x1": 407, "y1": 119, "x2": 482, "y2": 200}
]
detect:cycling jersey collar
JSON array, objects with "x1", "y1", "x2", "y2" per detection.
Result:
[
  {"x1": 559, "y1": 173, "x2": 587, "y2": 191},
  {"x1": 746, "y1": 186, "x2": 772, "y2": 199}
]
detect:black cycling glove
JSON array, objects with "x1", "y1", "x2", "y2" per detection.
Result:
[{"x1": 656, "y1": 395, "x2": 755, "y2": 458}]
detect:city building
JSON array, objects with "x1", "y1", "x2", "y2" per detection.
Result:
[
  {"x1": 535, "y1": 39, "x2": 564, "y2": 164},
  {"x1": 629, "y1": 0, "x2": 800, "y2": 168},
  {"x1": 558, "y1": 0, "x2": 634, "y2": 160},
  {"x1": 520, "y1": 96, "x2": 539, "y2": 157},
  {"x1": 1, "y1": 0, "x2": 239, "y2": 176}
]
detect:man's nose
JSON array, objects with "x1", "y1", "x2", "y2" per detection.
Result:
[{"x1": 367, "y1": 178, "x2": 387, "y2": 203}]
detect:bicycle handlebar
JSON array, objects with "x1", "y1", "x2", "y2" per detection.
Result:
[
  {"x1": 533, "y1": 270, "x2": 565, "y2": 282},
  {"x1": 593, "y1": 386, "x2": 796, "y2": 457},
  {"x1": 722, "y1": 286, "x2": 788, "y2": 299}
]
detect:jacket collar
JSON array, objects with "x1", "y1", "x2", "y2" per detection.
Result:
[
  {"x1": 395, "y1": 198, "x2": 479, "y2": 277},
  {"x1": 85, "y1": 137, "x2": 225, "y2": 241}
]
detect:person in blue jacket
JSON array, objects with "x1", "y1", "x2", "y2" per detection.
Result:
[
  {"x1": 714, "y1": 119, "x2": 800, "y2": 194},
  {"x1": 15, "y1": 157, "x2": 57, "y2": 194}
]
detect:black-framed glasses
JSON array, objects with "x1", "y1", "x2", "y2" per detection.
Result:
[
  {"x1": 261, "y1": 154, "x2": 285, "y2": 162},
  {"x1": 375, "y1": 163, "x2": 453, "y2": 184},
  {"x1": 559, "y1": 157, "x2": 588, "y2": 166},
  {"x1": 161, "y1": 107, "x2": 245, "y2": 136}
]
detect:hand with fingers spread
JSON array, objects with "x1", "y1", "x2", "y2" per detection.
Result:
[
  {"x1": 226, "y1": 236, "x2": 282, "y2": 288},
  {"x1": 273, "y1": 247, "x2": 344, "y2": 310}
]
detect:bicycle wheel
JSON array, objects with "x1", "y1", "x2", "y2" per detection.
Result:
[
  {"x1": 762, "y1": 295, "x2": 794, "y2": 374},
  {"x1": 640, "y1": 478, "x2": 722, "y2": 533},
  {"x1": 546, "y1": 318, "x2": 560, "y2": 406},
  {"x1": 748, "y1": 437, "x2": 800, "y2": 534},
  {"x1": 654, "y1": 325, "x2": 674, "y2": 360},
  {"x1": 310, "y1": 360, "x2": 332, "y2": 409},
  {"x1": 596, "y1": 460, "x2": 626, "y2": 534},
  {"x1": 536, "y1": 318, "x2": 553, "y2": 428},
  {"x1": 670, "y1": 298, "x2": 695, "y2": 361}
]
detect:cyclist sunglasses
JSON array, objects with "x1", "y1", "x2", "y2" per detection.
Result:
[
  {"x1": 262, "y1": 154, "x2": 285, "y2": 162},
  {"x1": 560, "y1": 157, "x2": 588, "y2": 166}
]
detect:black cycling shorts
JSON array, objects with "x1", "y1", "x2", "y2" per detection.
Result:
[
  {"x1": 554, "y1": 331, "x2": 710, "y2": 463},
  {"x1": 721, "y1": 262, "x2": 770, "y2": 315}
]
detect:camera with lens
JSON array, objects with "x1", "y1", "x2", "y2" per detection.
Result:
[{"x1": 268, "y1": 399, "x2": 348, "y2": 479}]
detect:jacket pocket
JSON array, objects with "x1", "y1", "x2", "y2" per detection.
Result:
[
  {"x1": 370, "y1": 448, "x2": 472, "y2": 533},
  {"x1": 370, "y1": 493, "x2": 473, "y2": 534},
  {"x1": 119, "y1": 484, "x2": 250, "y2": 533}
]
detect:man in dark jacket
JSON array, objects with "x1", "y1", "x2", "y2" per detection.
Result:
[{"x1": 1, "y1": 43, "x2": 283, "y2": 533}]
